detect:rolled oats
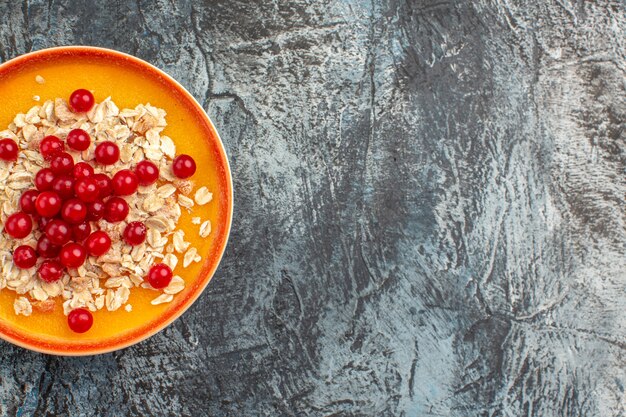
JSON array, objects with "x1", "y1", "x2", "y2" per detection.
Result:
[
  {"x1": 178, "y1": 194, "x2": 194, "y2": 209},
  {"x1": 54, "y1": 98, "x2": 75, "y2": 122},
  {"x1": 174, "y1": 179, "x2": 193, "y2": 195},
  {"x1": 33, "y1": 299, "x2": 55, "y2": 313},
  {"x1": 0, "y1": 97, "x2": 209, "y2": 319},
  {"x1": 183, "y1": 247, "x2": 198, "y2": 268},
  {"x1": 164, "y1": 276, "x2": 185, "y2": 295},
  {"x1": 147, "y1": 228, "x2": 167, "y2": 248},
  {"x1": 172, "y1": 230, "x2": 190, "y2": 253},
  {"x1": 160, "y1": 136, "x2": 176, "y2": 158},
  {"x1": 151, "y1": 293, "x2": 174, "y2": 305},
  {"x1": 157, "y1": 184, "x2": 177, "y2": 199},
  {"x1": 194, "y1": 187, "x2": 213, "y2": 205},
  {"x1": 146, "y1": 216, "x2": 168, "y2": 233},
  {"x1": 162, "y1": 253, "x2": 179, "y2": 270},
  {"x1": 14, "y1": 297, "x2": 33, "y2": 316},
  {"x1": 199, "y1": 220, "x2": 211, "y2": 238}
]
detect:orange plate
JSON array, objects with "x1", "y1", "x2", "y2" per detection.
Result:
[{"x1": 0, "y1": 46, "x2": 233, "y2": 355}]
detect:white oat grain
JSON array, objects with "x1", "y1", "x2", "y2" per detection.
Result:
[
  {"x1": 194, "y1": 187, "x2": 213, "y2": 205},
  {"x1": 151, "y1": 293, "x2": 174, "y2": 305},
  {"x1": 199, "y1": 220, "x2": 211, "y2": 238}
]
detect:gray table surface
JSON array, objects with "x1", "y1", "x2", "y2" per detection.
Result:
[{"x1": 0, "y1": 1, "x2": 624, "y2": 416}]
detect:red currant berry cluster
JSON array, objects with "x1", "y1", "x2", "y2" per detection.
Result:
[{"x1": 1, "y1": 89, "x2": 197, "y2": 333}]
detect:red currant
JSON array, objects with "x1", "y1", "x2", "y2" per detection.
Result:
[
  {"x1": 0, "y1": 138, "x2": 19, "y2": 161},
  {"x1": 36, "y1": 235, "x2": 61, "y2": 258},
  {"x1": 112, "y1": 169, "x2": 138, "y2": 196},
  {"x1": 51, "y1": 175, "x2": 75, "y2": 199},
  {"x1": 103, "y1": 197, "x2": 129, "y2": 222},
  {"x1": 147, "y1": 263, "x2": 173, "y2": 289},
  {"x1": 34, "y1": 168, "x2": 56, "y2": 191},
  {"x1": 172, "y1": 154, "x2": 196, "y2": 179},
  {"x1": 39, "y1": 136, "x2": 65, "y2": 160},
  {"x1": 94, "y1": 141, "x2": 119, "y2": 165},
  {"x1": 74, "y1": 177, "x2": 99, "y2": 202},
  {"x1": 44, "y1": 219, "x2": 72, "y2": 245},
  {"x1": 60, "y1": 243, "x2": 87, "y2": 268},
  {"x1": 19, "y1": 189, "x2": 39, "y2": 214},
  {"x1": 13, "y1": 245, "x2": 37, "y2": 269},
  {"x1": 36, "y1": 215, "x2": 52, "y2": 230},
  {"x1": 69, "y1": 89, "x2": 95, "y2": 113},
  {"x1": 86, "y1": 199, "x2": 105, "y2": 221},
  {"x1": 135, "y1": 160, "x2": 159, "y2": 186},
  {"x1": 38, "y1": 260, "x2": 64, "y2": 283},
  {"x1": 93, "y1": 173, "x2": 113, "y2": 198},
  {"x1": 66, "y1": 129, "x2": 91, "y2": 151},
  {"x1": 35, "y1": 191, "x2": 62, "y2": 217},
  {"x1": 61, "y1": 198, "x2": 87, "y2": 224},
  {"x1": 68, "y1": 308, "x2": 93, "y2": 333},
  {"x1": 50, "y1": 152, "x2": 74, "y2": 175},
  {"x1": 85, "y1": 231, "x2": 111, "y2": 256},
  {"x1": 72, "y1": 162, "x2": 94, "y2": 179},
  {"x1": 123, "y1": 221, "x2": 147, "y2": 246},
  {"x1": 72, "y1": 222, "x2": 91, "y2": 242},
  {"x1": 4, "y1": 212, "x2": 32, "y2": 239}
]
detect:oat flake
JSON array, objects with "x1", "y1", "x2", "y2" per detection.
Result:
[
  {"x1": 194, "y1": 187, "x2": 213, "y2": 205},
  {"x1": 151, "y1": 293, "x2": 174, "y2": 305},
  {"x1": 199, "y1": 220, "x2": 211, "y2": 238}
]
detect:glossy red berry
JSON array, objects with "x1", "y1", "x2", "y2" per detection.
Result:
[
  {"x1": 50, "y1": 152, "x2": 74, "y2": 175},
  {"x1": 68, "y1": 308, "x2": 93, "y2": 333},
  {"x1": 19, "y1": 189, "x2": 39, "y2": 214},
  {"x1": 85, "y1": 231, "x2": 111, "y2": 257},
  {"x1": 123, "y1": 221, "x2": 147, "y2": 246},
  {"x1": 61, "y1": 198, "x2": 87, "y2": 224},
  {"x1": 94, "y1": 141, "x2": 119, "y2": 165},
  {"x1": 93, "y1": 173, "x2": 113, "y2": 198},
  {"x1": 34, "y1": 168, "x2": 56, "y2": 191},
  {"x1": 39, "y1": 136, "x2": 65, "y2": 160},
  {"x1": 60, "y1": 243, "x2": 87, "y2": 268},
  {"x1": 103, "y1": 197, "x2": 129, "y2": 223},
  {"x1": 51, "y1": 175, "x2": 75, "y2": 199},
  {"x1": 0, "y1": 138, "x2": 19, "y2": 161},
  {"x1": 86, "y1": 199, "x2": 105, "y2": 221},
  {"x1": 147, "y1": 263, "x2": 173, "y2": 289},
  {"x1": 4, "y1": 212, "x2": 32, "y2": 239},
  {"x1": 38, "y1": 260, "x2": 64, "y2": 283},
  {"x1": 72, "y1": 222, "x2": 91, "y2": 242},
  {"x1": 66, "y1": 129, "x2": 91, "y2": 151},
  {"x1": 74, "y1": 177, "x2": 99, "y2": 202},
  {"x1": 36, "y1": 235, "x2": 61, "y2": 258},
  {"x1": 13, "y1": 245, "x2": 37, "y2": 269},
  {"x1": 72, "y1": 162, "x2": 94, "y2": 179},
  {"x1": 172, "y1": 154, "x2": 196, "y2": 179},
  {"x1": 69, "y1": 89, "x2": 95, "y2": 113},
  {"x1": 37, "y1": 215, "x2": 52, "y2": 230},
  {"x1": 44, "y1": 219, "x2": 72, "y2": 245},
  {"x1": 135, "y1": 160, "x2": 159, "y2": 186},
  {"x1": 35, "y1": 191, "x2": 62, "y2": 217},
  {"x1": 112, "y1": 169, "x2": 138, "y2": 196}
]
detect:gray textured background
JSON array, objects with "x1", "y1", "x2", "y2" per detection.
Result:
[{"x1": 0, "y1": 1, "x2": 624, "y2": 416}]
